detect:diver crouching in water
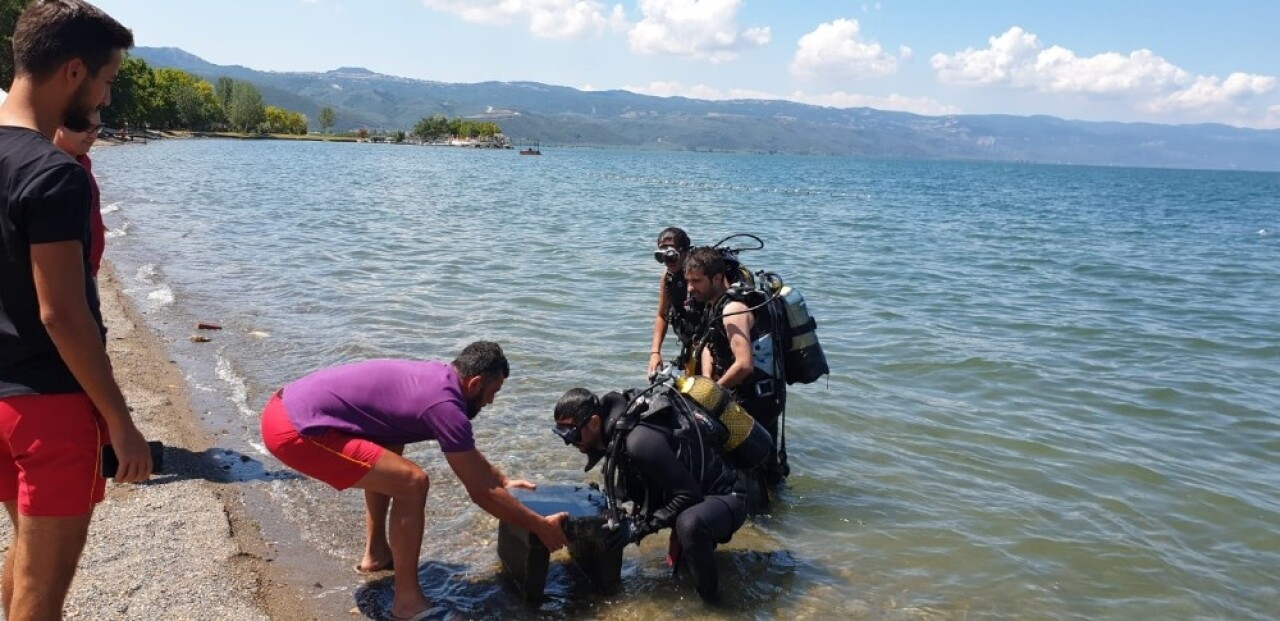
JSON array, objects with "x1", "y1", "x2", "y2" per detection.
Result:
[{"x1": 552, "y1": 386, "x2": 749, "y2": 603}]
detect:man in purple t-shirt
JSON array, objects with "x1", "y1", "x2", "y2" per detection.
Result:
[{"x1": 261, "y1": 341, "x2": 568, "y2": 621}]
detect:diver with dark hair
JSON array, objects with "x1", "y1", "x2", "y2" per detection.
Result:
[
  {"x1": 552, "y1": 386, "x2": 747, "y2": 603},
  {"x1": 685, "y1": 247, "x2": 789, "y2": 485},
  {"x1": 648, "y1": 227, "x2": 704, "y2": 378}
]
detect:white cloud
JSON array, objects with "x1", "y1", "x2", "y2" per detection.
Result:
[
  {"x1": 421, "y1": 0, "x2": 626, "y2": 40},
  {"x1": 931, "y1": 26, "x2": 1278, "y2": 124},
  {"x1": 1145, "y1": 72, "x2": 1275, "y2": 113},
  {"x1": 899, "y1": 45, "x2": 913, "y2": 61},
  {"x1": 628, "y1": 0, "x2": 770, "y2": 63},
  {"x1": 1265, "y1": 105, "x2": 1280, "y2": 129},
  {"x1": 931, "y1": 27, "x2": 1190, "y2": 93},
  {"x1": 790, "y1": 19, "x2": 897, "y2": 79},
  {"x1": 622, "y1": 81, "x2": 959, "y2": 116}
]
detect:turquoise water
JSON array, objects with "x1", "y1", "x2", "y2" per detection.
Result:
[{"x1": 94, "y1": 140, "x2": 1279, "y2": 620}]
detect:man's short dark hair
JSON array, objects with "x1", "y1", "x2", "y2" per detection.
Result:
[
  {"x1": 553, "y1": 388, "x2": 599, "y2": 424},
  {"x1": 683, "y1": 246, "x2": 725, "y2": 279},
  {"x1": 13, "y1": 0, "x2": 134, "y2": 81},
  {"x1": 657, "y1": 227, "x2": 691, "y2": 250},
  {"x1": 452, "y1": 341, "x2": 509, "y2": 380}
]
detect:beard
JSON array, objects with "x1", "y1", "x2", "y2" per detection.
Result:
[
  {"x1": 62, "y1": 80, "x2": 99, "y2": 133},
  {"x1": 465, "y1": 397, "x2": 482, "y2": 420}
]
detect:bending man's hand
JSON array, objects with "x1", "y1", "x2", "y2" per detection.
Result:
[
  {"x1": 504, "y1": 479, "x2": 537, "y2": 490},
  {"x1": 108, "y1": 422, "x2": 153, "y2": 484},
  {"x1": 536, "y1": 512, "x2": 570, "y2": 552}
]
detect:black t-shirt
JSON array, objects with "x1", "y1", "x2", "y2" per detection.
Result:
[{"x1": 0, "y1": 126, "x2": 100, "y2": 397}]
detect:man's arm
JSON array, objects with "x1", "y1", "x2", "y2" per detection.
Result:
[
  {"x1": 626, "y1": 425, "x2": 703, "y2": 530},
  {"x1": 648, "y1": 274, "x2": 670, "y2": 374},
  {"x1": 32, "y1": 241, "x2": 151, "y2": 483},
  {"x1": 444, "y1": 449, "x2": 568, "y2": 551},
  {"x1": 715, "y1": 300, "x2": 754, "y2": 389}
]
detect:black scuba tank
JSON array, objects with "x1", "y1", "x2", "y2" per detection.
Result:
[{"x1": 759, "y1": 273, "x2": 829, "y2": 385}]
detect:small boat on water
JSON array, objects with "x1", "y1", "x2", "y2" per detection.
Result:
[{"x1": 519, "y1": 140, "x2": 541, "y2": 155}]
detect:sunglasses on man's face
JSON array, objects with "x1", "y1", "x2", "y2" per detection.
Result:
[
  {"x1": 552, "y1": 417, "x2": 590, "y2": 445},
  {"x1": 653, "y1": 246, "x2": 681, "y2": 264}
]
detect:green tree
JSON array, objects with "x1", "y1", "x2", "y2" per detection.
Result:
[
  {"x1": 226, "y1": 80, "x2": 266, "y2": 132},
  {"x1": 412, "y1": 114, "x2": 450, "y2": 141},
  {"x1": 101, "y1": 56, "x2": 159, "y2": 128},
  {"x1": 318, "y1": 106, "x2": 336, "y2": 133},
  {"x1": 150, "y1": 68, "x2": 222, "y2": 130},
  {"x1": 263, "y1": 106, "x2": 307, "y2": 135},
  {"x1": 393, "y1": 130, "x2": 406, "y2": 144},
  {"x1": 0, "y1": 0, "x2": 23, "y2": 90},
  {"x1": 214, "y1": 76, "x2": 235, "y2": 111}
]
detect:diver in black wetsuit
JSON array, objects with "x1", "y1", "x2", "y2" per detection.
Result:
[
  {"x1": 648, "y1": 227, "x2": 703, "y2": 377},
  {"x1": 553, "y1": 388, "x2": 747, "y2": 603}
]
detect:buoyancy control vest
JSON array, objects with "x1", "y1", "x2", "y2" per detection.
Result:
[
  {"x1": 700, "y1": 288, "x2": 787, "y2": 427},
  {"x1": 601, "y1": 389, "x2": 740, "y2": 516},
  {"x1": 663, "y1": 271, "x2": 704, "y2": 348}
]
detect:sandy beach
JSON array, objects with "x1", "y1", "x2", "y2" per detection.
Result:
[{"x1": 0, "y1": 264, "x2": 319, "y2": 621}]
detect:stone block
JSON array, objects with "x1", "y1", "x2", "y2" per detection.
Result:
[{"x1": 500, "y1": 484, "x2": 623, "y2": 600}]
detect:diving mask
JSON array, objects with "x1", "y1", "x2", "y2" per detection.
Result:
[
  {"x1": 653, "y1": 246, "x2": 681, "y2": 264},
  {"x1": 553, "y1": 416, "x2": 591, "y2": 445}
]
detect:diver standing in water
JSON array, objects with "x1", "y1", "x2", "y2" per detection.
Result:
[
  {"x1": 552, "y1": 387, "x2": 748, "y2": 603},
  {"x1": 647, "y1": 227, "x2": 703, "y2": 377},
  {"x1": 685, "y1": 248, "x2": 789, "y2": 485}
]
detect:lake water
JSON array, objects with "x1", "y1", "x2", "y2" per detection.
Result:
[{"x1": 93, "y1": 140, "x2": 1279, "y2": 620}]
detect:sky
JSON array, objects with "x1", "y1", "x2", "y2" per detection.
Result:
[{"x1": 89, "y1": 0, "x2": 1280, "y2": 129}]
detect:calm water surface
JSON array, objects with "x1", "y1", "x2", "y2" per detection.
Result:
[{"x1": 93, "y1": 140, "x2": 1279, "y2": 620}]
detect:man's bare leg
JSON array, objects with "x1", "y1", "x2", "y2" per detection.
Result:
[
  {"x1": 352, "y1": 450, "x2": 431, "y2": 620},
  {"x1": 360, "y1": 490, "x2": 393, "y2": 572},
  {"x1": 7, "y1": 511, "x2": 94, "y2": 621},
  {"x1": 358, "y1": 445, "x2": 402, "y2": 573},
  {"x1": 2, "y1": 501, "x2": 18, "y2": 618}
]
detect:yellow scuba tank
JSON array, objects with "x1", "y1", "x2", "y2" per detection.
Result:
[{"x1": 675, "y1": 375, "x2": 772, "y2": 469}]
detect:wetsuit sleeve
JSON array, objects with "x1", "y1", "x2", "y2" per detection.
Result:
[
  {"x1": 625, "y1": 425, "x2": 703, "y2": 530},
  {"x1": 21, "y1": 163, "x2": 91, "y2": 244}
]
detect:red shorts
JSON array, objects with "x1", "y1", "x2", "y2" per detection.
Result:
[
  {"x1": 260, "y1": 392, "x2": 383, "y2": 490},
  {"x1": 0, "y1": 393, "x2": 108, "y2": 517}
]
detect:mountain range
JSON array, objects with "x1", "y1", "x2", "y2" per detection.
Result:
[{"x1": 133, "y1": 47, "x2": 1280, "y2": 172}]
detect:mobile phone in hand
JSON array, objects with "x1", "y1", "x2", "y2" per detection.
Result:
[{"x1": 101, "y1": 441, "x2": 166, "y2": 478}]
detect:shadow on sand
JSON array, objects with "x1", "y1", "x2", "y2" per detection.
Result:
[{"x1": 136, "y1": 445, "x2": 301, "y2": 486}]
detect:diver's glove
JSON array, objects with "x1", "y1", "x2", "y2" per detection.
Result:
[
  {"x1": 647, "y1": 505, "x2": 681, "y2": 533},
  {"x1": 606, "y1": 515, "x2": 651, "y2": 550}
]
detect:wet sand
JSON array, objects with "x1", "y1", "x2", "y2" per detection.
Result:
[{"x1": 0, "y1": 264, "x2": 319, "y2": 620}]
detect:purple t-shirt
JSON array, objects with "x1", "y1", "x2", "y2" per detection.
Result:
[{"x1": 281, "y1": 360, "x2": 475, "y2": 452}]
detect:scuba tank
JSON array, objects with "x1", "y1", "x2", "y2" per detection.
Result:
[
  {"x1": 759, "y1": 273, "x2": 829, "y2": 385},
  {"x1": 675, "y1": 375, "x2": 772, "y2": 470}
]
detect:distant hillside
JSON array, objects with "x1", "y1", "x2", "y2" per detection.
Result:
[{"x1": 132, "y1": 47, "x2": 1280, "y2": 172}]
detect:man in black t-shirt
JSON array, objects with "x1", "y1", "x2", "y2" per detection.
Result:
[{"x1": 0, "y1": 2, "x2": 146, "y2": 618}]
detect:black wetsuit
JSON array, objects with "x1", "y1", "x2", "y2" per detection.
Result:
[{"x1": 601, "y1": 392, "x2": 746, "y2": 602}]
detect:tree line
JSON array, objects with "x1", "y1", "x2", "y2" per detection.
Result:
[
  {"x1": 411, "y1": 115, "x2": 501, "y2": 141},
  {"x1": 102, "y1": 57, "x2": 308, "y2": 134}
]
